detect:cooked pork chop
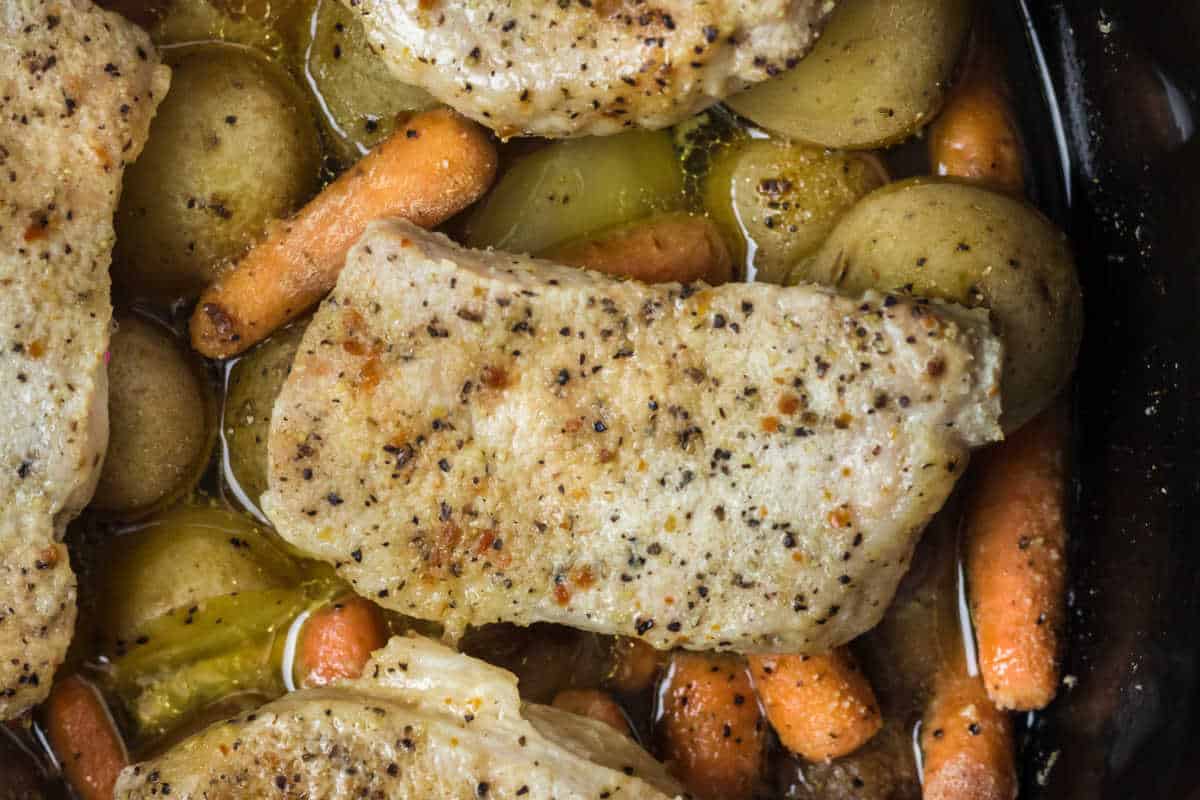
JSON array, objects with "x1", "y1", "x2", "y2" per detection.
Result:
[
  {"x1": 116, "y1": 635, "x2": 683, "y2": 799},
  {"x1": 264, "y1": 221, "x2": 1003, "y2": 654},
  {"x1": 0, "y1": 0, "x2": 168, "y2": 718},
  {"x1": 345, "y1": 0, "x2": 835, "y2": 138}
]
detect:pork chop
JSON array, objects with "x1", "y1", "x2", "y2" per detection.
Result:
[
  {"x1": 344, "y1": 0, "x2": 836, "y2": 138},
  {"x1": 264, "y1": 221, "x2": 1002, "y2": 654},
  {"x1": 0, "y1": 0, "x2": 168, "y2": 718},
  {"x1": 116, "y1": 634, "x2": 683, "y2": 799}
]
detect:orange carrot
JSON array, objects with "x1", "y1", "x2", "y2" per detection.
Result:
[
  {"x1": 929, "y1": 37, "x2": 1025, "y2": 195},
  {"x1": 552, "y1": 689, "x2": 631, "y2": 736},
  {"x1": 547, "y1": 213, "x2": 734, "y2": 286},
  {"x1": 295, "y1": 596, "x2": 388, "y2": 688},
  {"x1": 605, "y1": 636, "x2": 664, "y2": 694},
  {"x1": 748, "y1": 648, "x2": 882, "y2": 761},
  {"x1": 964, "y1": 403, "x2": 1069, "y2": 711},
  {"x1": 920, "y1": 655, "x2": 1017, "y2": 800},
  {"x1": 190, "y1": 108, "x2": 498, "y2": 358},
  {"x1": 42, "y1": 675, "x2": 129, "y2": 800},
  {"x1": 657, "y1": 652, "x2": 766, "y2": 800}
]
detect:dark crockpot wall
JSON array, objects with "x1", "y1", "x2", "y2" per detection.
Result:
[{"x1": 997, "y1": 1, "x2": 1200, "y2": 797}]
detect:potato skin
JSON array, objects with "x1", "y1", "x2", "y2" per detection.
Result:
[
  {"x1": 301, "y1": 0, "x2": 437, "y2": 163},
  {"x1": 92, "y1": 314, "x2": 214, "y2": 518},
  {"x1": 727, "y1": 0, "x2": 971, "y2": 149},
  {"x1": 114, "y1": 44, "x2": 321, "y2": 300},
  {"x1": 224, "y1": 321, "x2": 307, "y2": 512},
  {"x1": 793, "y1": 179, "x2": 1082, "y2": 432},
  {"x1": 704, "y1": 139, "x2": 885, "y2": 283}
]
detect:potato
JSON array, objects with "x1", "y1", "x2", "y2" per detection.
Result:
[
  {"x1": 92, "y1": 314, "x2": 215, "y2": 518},
  {"x1": 113, "y1": 44, "x2": 322, "y2": 300},
  {"x1": 725, "y1": 0, "x2": 971, "y2": 149},
  {"x1": 464, "y1": 130, "x2": 685, "y2": 255},
  {"x1": 223, "y1": 321, "x2": 307, "y2": 512},
  {"x1": 300, "y1": 0, "x2": 437, "y2": 162},
  {"x1": 792, "y1": 179, "x2": 1083, "y2": 432},
  {"x1": 704, "y1": 138, "x2": 886, "y2": 283},
  {"x1": 99, "y1": 502, "x2": 303, "y2": 643}
]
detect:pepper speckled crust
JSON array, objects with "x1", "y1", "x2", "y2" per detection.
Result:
[
  {"x1": 264, "y1": 220, "x2": 1003, "y2": 654},
  {"x1": 344, "y1": 0, "x2": 836, "y2": 138},
  {"x1": 116, "y1": 635, "x2": 683, "y2": 799},
  {"x1": 0, "y1": 0, "x2": 169, "y2": 718}
]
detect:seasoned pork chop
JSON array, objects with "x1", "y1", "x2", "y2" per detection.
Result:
[
  {"x1": 264, "y1": 221, "x2": 1003, "y2": 654},
  {"x1": 0, "y1": 0, "x2": 168, "y2": 717},
  {"x1": 116, "y1": 635, "x2": 683, "y2": 799},
  {"x1": 345, "y1": 0, "x2": 835, "y2": 138}
]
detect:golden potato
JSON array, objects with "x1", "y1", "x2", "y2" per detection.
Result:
[
  {"x1": 99, "y1": 502, "x2": 303, "y2": 643},
  {"x1": 301, "y1": 0, "x2": 437, "y2": 162},
  {"x1": 223, "y1": 321, "x2": 307, "y2": 512},
  {"x1": 726, "y1": 0, "x2": 971, "y2": 149},
  {"x1": 792, "y1": 179, "x2": 1083, "y2": 432},
  {"x1": 113, "y1": 44, "x2": 321, "y2": 300},
  {"x1": 464, "y1": 130, "x2": 685, "y2": 255},
  {"x1": 92, "y1": 314, "x2": 215, "y2": 518},
  {"x1": 704, "y1": 138, "x2": 886, "y2": 283}
]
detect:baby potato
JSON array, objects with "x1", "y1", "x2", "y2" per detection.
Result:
[
  {"x1": 464, "y1": 130, "x2": 685, "y2": 255},
  {"x1": 224, "y1": 321, "x2": 307, "y2": 512},
  {"x1": 113, "y1": 43, "x2": 321, "y2": 300},
  {"x1": 726, "y1": 0, "x2": 971, "y2": 149},
  {"x1": 301, "y1": 0, "x2": 437, "y2": 162},
  {"x1": 92, "y1": 314, "x2": 215, "y2": 518},
  {"x1": 99, "y1": 502, "x2": 303, "y2": 643},
  {"x1": 704, "y1": 138, "x2": 886, "y2": 283},
  {"x1": 793, "y1": 179, "x2": 1083, "y2": 432}
]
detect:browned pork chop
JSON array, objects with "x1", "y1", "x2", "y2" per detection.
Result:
[
  {"x1": 346, "y1": 0, "x2": 836, "y2": 138},
  {"x1": 116, "y1": 635, "x2": 683, "y2": 799},
  {"x1": 0, "y1": 0, "x2": 168, "y2": 717},
  {"x1": 264, "y1": 221, "x2": 1003, "y2": 654}
]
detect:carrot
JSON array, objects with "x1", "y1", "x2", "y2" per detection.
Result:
[
  {"x1": 748, "y1": 647, "x2": 882, "y2": 761},
  {"x1": 605, "y1": 636, "x2": 664, "y2": 694},
  {"x1": 552, "y1": 689, "x2": 631, "y2": 736},
  {"x1": 189, "y1": 108, "x2": 498, "y2": 358},
  {"x1": 42, "y1": 674, "x2": 129, "y2": 800},
  {"x1": 920, "y1": 655, "x2": 1017, "y2": 800},
  {"x1": 929, "y1": 36, "x2": 1025, "y2": 195},
  {"x1": 964, "y1": 403, "x2": 1069, "y2": 711},
  {"x1": 295, "y1": 595, "x2": 389, "y2": 688},
  {"x1": 546, "y1": 212, "x2": 734, "y2": 286},
  {"x1": 657, "y1": 652, "x2": 766, "y2": 800}
]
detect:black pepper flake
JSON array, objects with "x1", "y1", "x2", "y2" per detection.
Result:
[
  {"x1": 556, "y1": 368, "x2": 570, "y2": 385},
  {"x1": 477, "y1": 783, "x2": 490, "y2": 797},
  {"x1": 438, "y1": 458, "x2": 451, "y2": 472},
  {"x1": 968, "y1": 722, "x2": 982, "y2": 735},
  {"x1": 350, "y1": 548, "x2": 363, "y2": 563},
  {"x1": 635, "y1": 618, "x2": 655, "y2": 635},
  {"x1": 327, "y1": 492, "x2": 344, "y2": 506},
  {"x1": 593, "y1": 420, "x2": 607, "y2": 433}
]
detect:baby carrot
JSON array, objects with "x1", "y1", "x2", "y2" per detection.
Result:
[
  {"x1": 552, "y1": 689, "x2": 632, "y2": 736},
  {"x1": 657, "y1": 652, "x2": 766, "y2": 800},
  {"x1": 42, "y1": 674, "x2": 129, "y2": 800},
  {"x1": 920, "y1": 657, "x2": 1017, "y2": 800},
  {"x1": 929, "y1": 36, "x2": 1025, "y2": 195},
  {"x1": 965, "y1": 403, "x2": 1069, "y2": 711},
  {"x1": 546, "y1": 213, "x2": 734, "y2": 286},
  {"x1": 605, "y1": 636, "x2": 664, "y2": 694},
  {"x1": 295, "y1": 596, "x2": 389, "y2": 688},
  {"x1": 748, "y1": 648, "x2": 882, "y2": 762},
  {"x1": 190, "y1": 108, "x2": 498, "y2": 358}
]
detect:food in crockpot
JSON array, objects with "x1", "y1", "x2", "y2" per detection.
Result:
[
  {"x1": 793, "y1": 178, "x2": 1083, "y2": 432},
  {"x1": 464, "y1": 129, "x2": 685, "y2": 255},
  {"x1": 113, "y1": 44, "x2": 321, "y2": 300},
  {"x1": 92, "y1": 314, "x2": 215, "y2": 518},
  {"x1": 189, "y1": 109, "x2": 498, "y2": 358},
  {"x1": 705, "y1": 137, "x2": 887, "y2": 282},
  {"x1": 0, "y1": 0, "x2": 168, "y2": 720},
  {"x1": 299, "y1": 0, "x2": 436, "y2": 161},
  {"x1": 348, "y1": 0, "x2": 837, "y2": 138},
  {"x1": 727, "y1": 0, "x2": 972, "y2": 149},
  {"x1": 262, "y1": 220, "x2": 1003, "y2": 652}
]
